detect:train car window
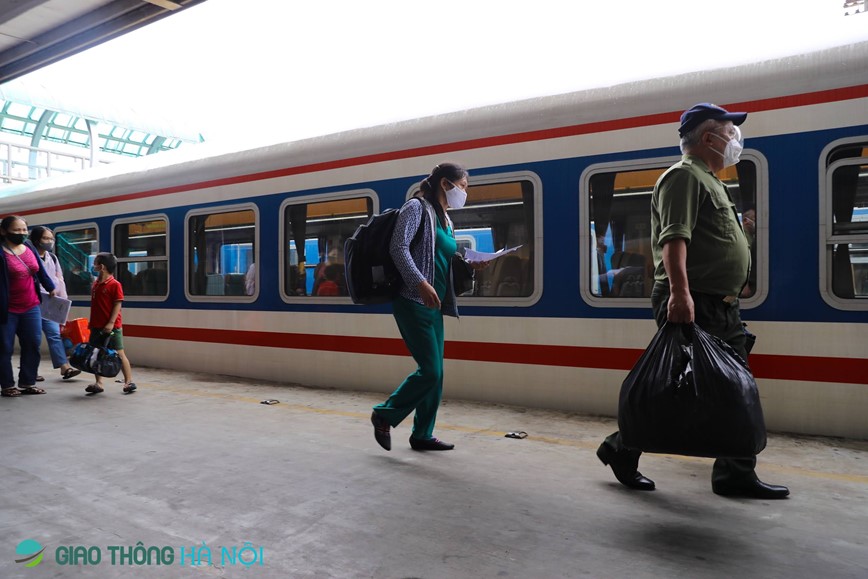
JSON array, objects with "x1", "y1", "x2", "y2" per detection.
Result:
[
  {"x1": 186, "y1": 207, "x2": 257, "y2": 300},
  {"x1": 584, "y1": 159, "x2": 759, "y2": 304},
  {"x1": 54, "y1": 225, "x2": 98, "y2": 298},
  {"x1": 446, "y1": 178, "x2": 537, "y2": 299},
  {"x1": 824, "y1": 142, "x2": 868, "y2": 305},
  {"x1": 113, "y1": 217, "x2": 168, "y2": 298},
  {"x1": 281, "y1": 196, "x2": 373, "y2": 298}
]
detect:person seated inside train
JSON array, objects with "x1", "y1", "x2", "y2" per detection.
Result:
[
  {"x1": 135, "y1": 267, "x2": 168, "y2": 295},
  {"x1": 600, "y1": 251, "x2": 647, "y2": 297},
  {"x1": 316, "y1": 264, "x2": 341, "y2": 296},
  {"x1": 312, "y1": 248, "x2": 344, "y2": 296},
  {"x1": 116, "y1": 268, "x2": 136, "y2": 293},
  {"x1": 224, "y1": 273, "x2": 247, "y2": 296},
  {"x1": 66, "y1": 265, "x2": 94, "y2": 295}
]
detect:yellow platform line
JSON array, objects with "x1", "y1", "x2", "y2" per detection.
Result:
[{"x1": 141, "y1": 382, "x2": 868, "y2": 485}]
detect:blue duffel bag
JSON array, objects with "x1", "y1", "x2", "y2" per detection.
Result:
[{"x1": 70, "y1": 335, "x2": 122, "y2": 378}]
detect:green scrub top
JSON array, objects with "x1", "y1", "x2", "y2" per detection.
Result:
[{"x1": 433, "y1": 218, "x2": 457, "y2": 300}]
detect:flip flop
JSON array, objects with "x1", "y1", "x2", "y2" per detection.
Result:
[
  {"x1": 123, "y1": 383, "x2": 137, "y2": 394},
  {"x1": 85, "y1": 384, "x2": 104, "y2": 394},
  {"x1": 1, "y1": 388, "x2": 21, "y2": 397},
  {"x1": 62, "y1": 368, "x2": 82, "y2": 380},
  {"x1": 19, "y1": 386, "x2": 46, "y2": 395}
]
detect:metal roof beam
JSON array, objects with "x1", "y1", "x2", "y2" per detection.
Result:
[
  {"x1": 0, "y1": 0, "x2": 208, "y2": 84},
  {"x1": 0, "y1": 0, "x2": 54, "y2": 27}
]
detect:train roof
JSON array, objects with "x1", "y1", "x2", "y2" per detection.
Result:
[{"x1": 2, "y1": 40, "x2": 868, "y2": 213}]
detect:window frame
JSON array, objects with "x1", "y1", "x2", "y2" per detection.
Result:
[
  {"x1": 580, "y1": 151, "x2": 768, "y2": 309},
  {"x1": 404, "y1": 170, "x2": 543, "y2": 307},
  {"x1": 278, "y1": 189, "x2": 376, "y2": 304},
  {"x1": 53, "y1": 222, "x2": 99, "y2": 300},
  {"x1": 111, "y1": 214, "x2": 169, "y2": 302},
  {"x1": 184, "y1": 203, "x2": 259, "y2": 303},
  {"x1": 819, "y1": 136, "x2": 868, "y2": 311}
]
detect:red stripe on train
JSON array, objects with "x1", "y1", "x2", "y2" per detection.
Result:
[
  {"x1": 20, "y1": 84, "x2": 868, "y2": 217},
  {"x1": 123, "y1": 325, "x2": 868, "y2": 386}
]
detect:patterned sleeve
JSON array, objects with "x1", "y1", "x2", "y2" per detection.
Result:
[{"x1": 390, "y1": 199, "x2": 425, "y2": 289}]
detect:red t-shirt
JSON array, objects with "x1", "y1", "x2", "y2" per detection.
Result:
[
  {"x1": 90, "y1": 276, "x2": 123, "y2": 330},
  {"x1": 316, "y1": 280, "x2": 340, "y2": 296}
]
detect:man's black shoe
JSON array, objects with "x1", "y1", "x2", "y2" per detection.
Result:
[
  {"x1": 409, "y1": 437, "x2": 454, "y2": 451},
  {"x1": 596, "y1": 443, "x2": 655, "y2": 490},
  {"x1": 713, "y1": 479, "x2": 789, "y2": 499},
  {"x1": 371, "y1": 411, "x2": 391, "y2": 451}
]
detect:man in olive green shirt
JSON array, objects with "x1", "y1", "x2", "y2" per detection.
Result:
[{"x1": 597, "y1": 103, "x2": 789, "y2": 500}]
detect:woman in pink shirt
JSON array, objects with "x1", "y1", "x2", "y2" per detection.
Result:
[{"x1": 1, "y1": 216, "x2": 56, "y2": 397}]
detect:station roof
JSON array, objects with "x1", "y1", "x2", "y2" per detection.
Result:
[
  {"x1": 0, "y1": 77, "x2": 203, "y2": 145},
  {"x1": 0, "y1": 0, "x2": 209, "y2": 85}
]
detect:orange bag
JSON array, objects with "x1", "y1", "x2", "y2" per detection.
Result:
[{"x1": 60, "y1": 318, "x2": 90, "y2": 345}]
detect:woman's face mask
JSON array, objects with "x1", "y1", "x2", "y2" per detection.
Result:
[
  {"x1": 39, "y1": 241, "x2": 54, "y2": 252},
  {"x1": 445, "y1": 181, "x2": 468, "y2": 209},
  {"x1": 3, "y1": 220, "x2": 28, "y2": 245}
]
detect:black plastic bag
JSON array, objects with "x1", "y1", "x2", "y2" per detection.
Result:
[{"x1": 618, "y1": 322, "x2": 766, "y2": 458}]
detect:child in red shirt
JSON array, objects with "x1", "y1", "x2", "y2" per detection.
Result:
[{"x1": 85, "y1": 253, "x2": 136, "y2": 395}]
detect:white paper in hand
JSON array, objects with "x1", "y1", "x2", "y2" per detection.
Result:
[
  {"x1": 463, "y1": 245, "x2": 523, "y2": 264},
  {"x1": 40, "y1": 293, "x2": 72, "y2": 325}
]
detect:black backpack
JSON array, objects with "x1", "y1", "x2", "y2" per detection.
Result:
[{"x1": 345, "y1": 198, "x2": 423, "y2": 305}]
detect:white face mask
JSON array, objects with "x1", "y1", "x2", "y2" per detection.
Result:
[
  {"x1": 710, "y1": 126, "x2": 743, "y2": 168},
  {"x1": 445, "y1": 182, "x2": 467, "y2": 209}
]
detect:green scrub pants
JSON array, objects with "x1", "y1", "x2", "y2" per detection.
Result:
[{"x1": 373, "y1": 296, "x2": 444, "y2": 440}]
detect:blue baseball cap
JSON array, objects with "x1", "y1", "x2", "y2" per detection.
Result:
[{"x1": 678, "y1": 103, "x2": 747, "y2": 137}]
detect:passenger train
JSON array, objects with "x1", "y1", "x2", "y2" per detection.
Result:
[{"x1": 3, "y1": 42, "x2": 867, "y2": 439}]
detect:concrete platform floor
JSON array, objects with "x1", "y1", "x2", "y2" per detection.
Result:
[{"x1": 1, "y1": 358, "x2": 867, "y2": 579}]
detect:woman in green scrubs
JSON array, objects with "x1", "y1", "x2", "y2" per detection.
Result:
[{"x1": 370, "y1": 162, "x2": 478, "y2": 451}]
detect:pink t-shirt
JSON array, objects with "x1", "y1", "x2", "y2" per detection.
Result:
[{"x1": 5, "y1": 248, "x2": 39, "y2": 313}]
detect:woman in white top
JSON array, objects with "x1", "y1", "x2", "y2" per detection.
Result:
[{"x1": 29, "y1": 227, "x2": 80, "y2": 380}]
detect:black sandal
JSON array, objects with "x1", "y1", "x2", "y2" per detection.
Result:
[
  {"x1": 1, "y1": 387, "x2": 21, "y2": 397},
  {"x1": 62, "y1": 368, "x2": 82, "y2": 380},
  {"x1": 19, "y1": 386, "x2": 46, "y2": 395}
]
